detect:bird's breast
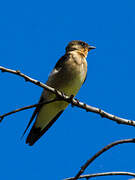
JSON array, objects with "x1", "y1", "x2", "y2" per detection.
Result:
[
  {"x1": 46, "y1": 55, "x2": 87, "y2": 97},
  {"x1": 58, "y1": 58, "x2": 87, "y2": 96}
]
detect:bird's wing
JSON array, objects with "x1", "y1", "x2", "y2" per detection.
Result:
[
  {"x1": 21, "y1": 95, "x2": 45, "y2": 139},
  {"x1": 54, "y1": 53, "x2": 69, "y2": 70},
  {"x1": 23, "y1": 53, "x2": 70, "y2": 145}
]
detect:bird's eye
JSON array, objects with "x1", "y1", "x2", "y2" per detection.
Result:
[{"x1": 80, "y1": 42, "x2": 85, "y2": 47}]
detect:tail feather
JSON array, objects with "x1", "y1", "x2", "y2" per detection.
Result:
[
  {"x1": 26, "y1": 126, "x2": 41, "y2": 146},
  {"x1": 26, "y1": 110, "x2": 64, "y2": 146}
]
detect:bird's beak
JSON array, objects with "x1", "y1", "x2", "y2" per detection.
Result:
[{"x1": 88, "y1": 45, "x2": 96, "y2": 51}]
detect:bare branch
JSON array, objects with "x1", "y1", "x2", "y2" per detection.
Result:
[
  {"x1": 0, "y1": 99, "x2": 58, "y2": 122},
  {"x1": 69, "y1": 138, "x2": 135, "y2": 180},
  {"x1": 0, "y1": 66, "x2": 135, "y2": 127},
  {"x1": 0, "y1": 104, "x2": 37, "y2": 122},
  {"x1": 64, "y1": 171, "x2": 135, "y2": 180},
  {"x1": 0, "y1": 65, "x2": 67, "y2": 98}
]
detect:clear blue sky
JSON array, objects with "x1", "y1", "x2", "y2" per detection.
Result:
[{"x1": 0, "y1": 0, "x2": 135, "y2": 180}]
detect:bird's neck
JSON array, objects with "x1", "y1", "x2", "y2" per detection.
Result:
[{"x1": 68, "y1": 50, "x2": 88, "y2": 58}]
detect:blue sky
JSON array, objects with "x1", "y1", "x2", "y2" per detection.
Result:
[{"x1": 0, "y1": 0, "x2": 135, "y2": 180}]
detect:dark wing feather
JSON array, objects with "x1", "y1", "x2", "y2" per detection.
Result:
[
  {"x1": 26, "y1": 110, "x2": 64, "y2": 146},
  {"x1": 21, "y1": 96, "x2": 45, "y2": 139},
  {"x1": 54, "y1": 53, "x2": 70, "y2": 70}
]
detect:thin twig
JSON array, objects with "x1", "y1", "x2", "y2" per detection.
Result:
[
  {"x1": 0, "y1": 66, "x2": 66, "y2": 98},
  {"x1": 0, "y1": 104, "x2": 37, "y2": 122},
  {"x1": 71, "y1": 138, "x2": 135, "y2": 180},
  {"x1": 64, "y1": 171, "x2": 135, "y2": 180},
  {"x1": 0, "y1": 66, "x2": 135, "y2": 127},
  {"x1": 0, "y1": 99, "x2": 59, "y2": 122}
]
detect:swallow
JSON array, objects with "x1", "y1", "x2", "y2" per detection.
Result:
[{"x1": 23, "y1": 40, "x2": 96, "y2": 146}]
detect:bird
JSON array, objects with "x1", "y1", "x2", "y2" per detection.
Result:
[{"x1": 23, "y1": 40, "x2": 96, "y2": 146}]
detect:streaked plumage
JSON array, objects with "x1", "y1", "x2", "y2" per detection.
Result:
[{"x1": 23, "y1": 40, "x2": 96, "y2": 145}]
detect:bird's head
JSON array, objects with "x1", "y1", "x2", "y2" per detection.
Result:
[{"x1": 66, "y1": 40, "x2": 96, "y2": 57}]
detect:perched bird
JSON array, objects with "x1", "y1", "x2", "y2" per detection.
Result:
[{"x1": 23, "y1": 40, "x2": 96, "y2": 146}]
